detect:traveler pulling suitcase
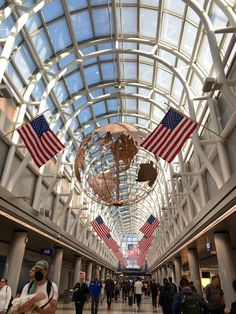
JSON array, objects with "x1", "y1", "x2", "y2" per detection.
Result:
[{"x1": 128, "y1": 295, "x2": 133, "y2": 305}]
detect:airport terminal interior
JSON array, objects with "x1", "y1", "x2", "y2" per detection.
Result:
[{"x1": 0, "y1": 0, "x2": 236, "y2": 313}]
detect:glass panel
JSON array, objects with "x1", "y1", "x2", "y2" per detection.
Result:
[
  {"x1": 53, "y1": 82, "x2": 69, "y2": 103},
  {"x1": 140, "y1": 8, "x2": 158, "y2": 38},
  {"x1": 67, "y1": 0, "x2": 87, "y2": 10},
  {"x1": 6, "y1": 64, "x2": 24, "y2": 91},
  {"x1": 13, "y1": 44, "x2": 36, "y2": 81},
  {"x1": 71, "y1": 11, "x2": 93, "y2": 42},
  {"x1": 138, "y1": 100, "x2": 150, "y2": 115},
  {"x1": 42, "y1": 0, "x2": 64, "y2": 22},
  {"x1": 92, "y1": 8, "x2": 114, "y2": 37},
  {"x1": 93, "y1": 102, "x2": 106, "y2": 116},
  {"x1": 123, "y1": 62, "x2": 137, "y2": 80},
  {"x1": 66, "y1": 72, "x2": 84, "y2": 94},
  {"x1": 139, "y1": 63, "x2": 153, "y2": 84},
  {"x1": 156, "y1": 68, "x2": 173, "y2": 91},
  {"x1": 180, "y1": 22, "x2": 197, "y2": 56},
  {"x1": 59, "y1": 53, "x2": 77, "y2": 74},
  {"x1": 48, "y1": 19, "x2": 72, "y2": 52},
  {"x1": 31, "y1": 30, "x2": 53, "y2": 62},
  {"x1": 197, "y1": 35, "x2": 212, "y2": 74},
  {"x1": 161, "y1": 13, "x2": 182, "y2": 47},
  {"x1": 164, "y1": 0, "x2": 185, "y2": 15},
  {"x1": 117, "y1": 7, "x2": 137, "y2": 35},
  {"x1": 101, "y1": 63, "x2": 117, "y2": 81},
  {"x1": 26, "y1": 14, "x2": 42, "y2": 33},
  {"x1": 79, "y1": 107, "x2": 92, "y2": 123},
  {"x1": 84, "y1": 64, "x2": 101, "y2": 85}
]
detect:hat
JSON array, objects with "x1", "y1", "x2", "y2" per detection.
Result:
[{"x1": 34, "y1": 260, "x2": 49, "y2": 270}]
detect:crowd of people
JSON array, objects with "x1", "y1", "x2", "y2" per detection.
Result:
[{"x1": 1, "y1": 266, "x2": 236, "y2": 314}]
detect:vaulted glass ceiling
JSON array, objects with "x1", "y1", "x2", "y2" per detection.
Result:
[{"x1": 0, "y1": 0, "x2": 235, "y2": 244}]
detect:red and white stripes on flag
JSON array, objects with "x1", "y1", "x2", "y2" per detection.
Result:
[
  {"x1": 17, "y1": 115, "x2": 64, "y2": 167},
  {"x1": 138, "y1": 235, "x2": 154, "y2": 252},
  {"x1": 91, "y1": 216, "x2": 111, "y2": 238},
  {"x1": 140, "y1": 108, "x2": 198, "y2": 163},
  {"x1": 139, "y1": 215, "x2": 160, "y2": 238}
]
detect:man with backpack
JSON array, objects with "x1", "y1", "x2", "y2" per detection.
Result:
[
  {"x1": 159, "y1": 278, "x2": 176, "y2": 314},
  {"x1": 173, "y1": 278, "x2": 209, "y2": 314},
  {"x1": 17, "y1": 260, "x2": 58, "y2": 314}
]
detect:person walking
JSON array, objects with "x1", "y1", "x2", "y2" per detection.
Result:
[
  {"x1": 134, "y1": 278, "x2": 143, "y2": 309},
  {"x1": 204, "y1": 275, "x2": 225, "y2": 314},
  {"x1": 17, "y1": 260, "x2": 58, "y2": 314},
  {"x1": 89, "y1": 275, "x2": 102, "y2": 314},
  {"x1": 173, "y1": 278, "x2": 208, "y2": 314},
  {"x1": 73, "y1": 276, "x2": 89, "y2": 314},
  {"x1": 105, "y1": 275, "x2": 115, "y2": 310},
  {"x1": 159, "y1": 278, "x2": 175, "y2": 314},
  {"x1": 150, "y1": 279, "x2": 159, "y2": 309},
  {"x1": 0, "y1": 278, "x2": 12, "y2": 314}
]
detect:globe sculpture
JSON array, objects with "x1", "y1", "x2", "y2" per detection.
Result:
[{"x1": 74, "y1": 123, "x2": 158, "y2": 206}]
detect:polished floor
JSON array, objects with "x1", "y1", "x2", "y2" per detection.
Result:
[{"x1": 57, "y1": 296, "x2": 160, "y2": 313}]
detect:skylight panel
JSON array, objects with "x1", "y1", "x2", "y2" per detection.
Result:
[
  {"x1": 92, "y1": 8, "x2": 114, "y2": 37},
  {"x1": 90, "y1": 89, "x2": 103, "y2": 98},
  {"x1": 140, "y1": 0, "x2": 159, "y2": 6},
  {"x1": 101, "y1": 62, "x2": 117, "y2": 81},
  {"x1": 139, "y1": 63, "x2": 153, "y2": 84},
  {"x1": 48, "y1": 19, "x2": 72, "y2": 53},
  {"x1": 90, "y1": 0, "x2": 110, "y2": 5},
  {"x1": 67, "y1": 0, "x2": 87, "y2": 10},
  {"x1": 6, "y1": 64, "x2": 23, "y2": 91},
  {"x1": 106, "y1": 99, "x2": 119, "y2": 112},
  {"x1": 84, "y1": 64, "x2": 101, "y2": 86},
  {"x1": 66, "y1": 72, "x2": 84, "y2": 94},
  {"x1": 42, "y1": 0, "x2": 64, "y2": 22},
  {"x1": 93, "y1": 101, "x2": 106, "y2": 116},
  {"x1": 71, "y1": 11, "x2": 93, "y2": 42},
  {"x1": 161, "y1": 13, "x2": 182, "y2": 47},
  {"x1": 180, "y1": 22, "x2": 197, "y2": 56},
  {"x1": 53, "y1": 82, "x2": 69, "y2": 103},
  {"x1": 31, "y1": 79, "x2": 45, "y2": 100},
  {"x1": 172, "y1": 77, "x2": 183, "y2": 100},
  {"x1": 12, "y1": 44, "x2": 36, "y2": 81},
  {"x1": 79, "y1": 107, "x2": 92, "y2": 124},
  {"x1": 124, "y1": 99, "x2": 137, "y2": 111},
  {"x1": 117, "y1": 7, "x2": 137, "y2": 35},
  {"x1": 159, "y1": 49, "x2": 176, "y2": 66},
  {"x1": 124, "y1": 86, "x2": 137, "y2": 94},
  {"x1": 156, "y1": 68, "x2": 173, "y2": 91},
  {"x1": 26, "y1": 14, "x2": 42, "y2": 33},
  {"x1": 138, "y1": 100, "x2": 150, "y2": 116},
  {"x1": 209, "y1": 3, "x2": 228, "y2": 28},
  {"x1": 84, "y1": 124, "x2": 95, "y2": 136},
  {"x1": 99, "y1": 118, "x2": 109, "y2": 126},
  {"x1": 189, "y1": 72, "x2": 202, "y2": 96},
  {"x1": 97, "y1": 43, "x2": 115, "y2": 61},
  {"x1": 123, "y1": 62, "x2": 137, "y2": 80},
  {"x1": 52, "y1": 118, "x2": 63, "y2": 133},
  {"x1": 31, "y1": 30, "x2": 53, "y2": 62},
  {"x1": 196, "y1": 35, "x2": 213, "y2": 75},
  {"x1": 164, "y1": 0, "x2": 185, "y2": 16},
  {"x1": 0, "y1": 15, "x2": 15, "y2": 38},
  {"x1": 138, "y1": 88, "x2": 150, "y2": 97},
  {"x1": 186, "y1": 7, "x2": 200, "y2": 24},
  {"x1": 140, "y1": 8, "x2": 158, "y2": 38}
]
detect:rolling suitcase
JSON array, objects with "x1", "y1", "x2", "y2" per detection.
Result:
[{"x1": 128, "y1": 295, "x2": 133, "y2": 305}]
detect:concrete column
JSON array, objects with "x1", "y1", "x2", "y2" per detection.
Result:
[
  {"x1": 5, "y1": 231, "x2": 27, "y2": 296},
  {"x1": 73, "y1": 256, "x2": 81, "y2": 286},
  {"x1": 157, "y1": 268, "x2": 162, "y2": 284},
  {"x1": 161, "y1": 265, "x2": 167, "y2": 281},
  {"x1": 174, "y1": 257, "x2": 182, "y2": 287},
  {"x1": 188, "y1": 248, "x2": 202, "y2": 294},
  {"x1": 214, "y1": 232, "x2": 236, "y2": 309},
  {"x1": 51, "y1": 248, "x2": 63, "y2": 288},
  {"x1": 101, "y1": 267, "x2": 106, "y2": 281},
  {"x1": 87, "y1": 261, "x2": 93, "y2": 282}
]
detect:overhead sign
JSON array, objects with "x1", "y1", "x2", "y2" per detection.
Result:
[{"x1": 40, "y1": 248, "x2": 55, "y2": 256}]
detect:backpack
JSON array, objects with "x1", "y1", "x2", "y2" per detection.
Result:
[{"x1": 180, "y1": 291, "x2": 204, "y2": 314}]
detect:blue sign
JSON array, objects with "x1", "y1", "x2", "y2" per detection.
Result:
[{"x1": 40, "y1": 248, "x2": 55, "y2": 256}]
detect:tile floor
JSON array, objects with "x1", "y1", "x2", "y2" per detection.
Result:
[{"x1": 57, "y1": 296, "x2": 160, "y2": 313}]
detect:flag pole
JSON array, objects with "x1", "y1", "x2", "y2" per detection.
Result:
[
  {"x1": 167, "y1": 104, "x2": 236, "y2": 149},
  {"x1": 0, "y1": 109, "x2": 50, "y2": 140}
]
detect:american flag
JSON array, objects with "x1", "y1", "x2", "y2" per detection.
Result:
[
  {"x1": 140, "y1": 108, "x2": 198, "y2": 163},
  {"x1": 138, "y1": 235, "x2": 153, "y2": 252},
  {"x1": 104, "y1": 233, "x2": 120, "y2": 252},
  {"x1": 17, "y1": 115, "x2": 64, "y2": 168},
  {"x1": 139, "y1": 215, "x2": 160, "y2": 238},
  {"x1": 91, "y1": 216, "x2": 111, "y2": 237}
]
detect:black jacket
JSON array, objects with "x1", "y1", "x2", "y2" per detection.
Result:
[{"x1": 73, "y1": 282, "x2": 89, "y2": 303}]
